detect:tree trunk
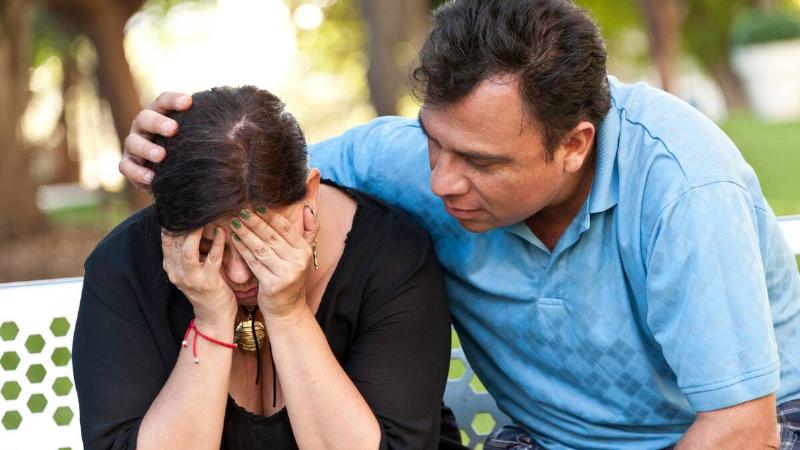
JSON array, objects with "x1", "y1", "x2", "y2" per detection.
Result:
[
  {"x1": 46, "y1": 0, "x2": 150, "y2": 210},
  {"x1": 755, "y1": 0, "x2": 776, "y2": 11},
  {"x1": 52, "y1": 54, "x2": 82, "y2": 184},
  {"x1": 360, "y1": 0, "x2": 429, "y2": 116},
  {"x1": 0, "y1": 0, "x2": 45, "y2": 241},
  {"x1": 636, "y1": 0, "x2": 682, "y2": 93},
  {"x1": 706, "y1": 59, "x2": 750, "y2": 113}
]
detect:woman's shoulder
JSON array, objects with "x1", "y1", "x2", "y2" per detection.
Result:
[
  {"x1": 84, "y1": 205, "x2": 161, "y2": 282},
  {"x1": 335, "y1": 181, "x2": 433, "y2": 254}
]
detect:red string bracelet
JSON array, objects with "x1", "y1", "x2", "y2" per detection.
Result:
[{"x1": 182, "y1": 319, "x2": 237, "y2": 363}]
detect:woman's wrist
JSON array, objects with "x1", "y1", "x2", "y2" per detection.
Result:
[
  {"x1": 192, "y1": 293, "x2": 237, "y2": 323},
  {"x1": 262, "y1": 300, "x2": 310, "y2": 330},
  {"x1": 193, "y1": 302, "x2": 237, "y2": 339}
]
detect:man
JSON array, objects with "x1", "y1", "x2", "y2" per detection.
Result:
[{"x1": 120, "y1": 0, "x2": 800, "y2": 448}]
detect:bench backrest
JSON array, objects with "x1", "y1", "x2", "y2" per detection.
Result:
[{"x1": 1, "y1": 215, "x2": 798, "y2": 449}]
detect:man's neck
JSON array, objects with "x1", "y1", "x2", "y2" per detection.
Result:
[{"x1": 525, "y1": 150, "x2": 596, "y2": 251}]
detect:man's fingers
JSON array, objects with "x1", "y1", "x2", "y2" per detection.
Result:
[
  {"x1": 124, "y1": 133, "x2": 165, "y2": 164},
  {"x1": 119, "y1": 155, "x2": 155, "y2": 189},
  {"x1": 203, "y1": 227, "x2": 226, "y2": 272},
  {"x1": 144, "y1": 91, "x2": 192, "y2": 115},
  {"x1": 131, "y1": 109, "x2": 179, "y2": 138},
  {"x1": 122, "y1": 91, "x2": 189, "y2": 187}
]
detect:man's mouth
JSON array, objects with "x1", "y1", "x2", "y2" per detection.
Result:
[{"x1": 444, "y1": 203, "x2": 480, "y2": 219}]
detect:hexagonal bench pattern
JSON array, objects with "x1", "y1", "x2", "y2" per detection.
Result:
[{"x1": 0, "y1": 278, "x2": 82, "y2": 449}]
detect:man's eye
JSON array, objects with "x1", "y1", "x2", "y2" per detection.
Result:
[{"x1": 468, "y1": 159, "x2": 493, "y2": 169}]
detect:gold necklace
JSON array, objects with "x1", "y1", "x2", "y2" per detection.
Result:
[{"x1": 234, "y1": 308, "x2": 266, "y2": 352}]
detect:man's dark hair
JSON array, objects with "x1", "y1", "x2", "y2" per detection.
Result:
[
  {"x1": 413, "y1": 0, "x2": 610, "y2": 158},
  {"x1": 149, "y1": 86, "x2": 309, "y2": 233}
]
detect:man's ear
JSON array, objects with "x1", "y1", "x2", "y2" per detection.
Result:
[{"x1": 561, "y1": 121, "x2": 595, "y2": 174}]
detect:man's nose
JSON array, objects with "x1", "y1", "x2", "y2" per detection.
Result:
[{"x1": 430, "y1": 152, "x2": 470, "y2": 199}]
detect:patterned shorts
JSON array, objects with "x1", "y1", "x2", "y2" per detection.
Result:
[{"x1": 483, "y1": 399, "x2": 800, "y2": 450}]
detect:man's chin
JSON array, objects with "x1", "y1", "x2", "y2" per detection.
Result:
[{"x1": 454, "y1": 217, "x2": 494, "y2": 234}]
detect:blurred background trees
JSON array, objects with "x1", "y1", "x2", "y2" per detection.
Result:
[{"x1": 1, "y1": 0, "x2": 799, "y2": 281}]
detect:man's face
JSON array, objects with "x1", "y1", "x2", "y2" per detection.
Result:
[{"x1": 419, "y1": 75, "x2": 573, "y2": 233}]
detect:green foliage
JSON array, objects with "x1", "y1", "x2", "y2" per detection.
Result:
[
  {"x1": 31, "y1": 6, "x2": 76, "y2": 68},
  {"x1": 293, "y1": 0, "x2": 367, "y2": 90},
  {"x1": 682, "y1": 0, "x2": 750, "y2": 65},
  {"x1": 731, "y1": 8, "x2": 800, "y2": 46},
  {"x1": 577, "y1": 0, "x2": 642, "y2": 42}
]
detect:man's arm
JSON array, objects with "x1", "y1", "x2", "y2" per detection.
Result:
[
  {"x1": 675, "y1": 394, "x2": 779, "y2": 449},
  {"x1": 644, "y1": 182, "x2": 783, "y2": 446}
]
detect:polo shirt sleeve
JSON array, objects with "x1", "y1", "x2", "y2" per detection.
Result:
[
  {"x1": 309, "y1": 117, "x2": 428, "y2": 198},
  {"x1": 644, "y1": 181, "x2": 780, "y2": 412}
]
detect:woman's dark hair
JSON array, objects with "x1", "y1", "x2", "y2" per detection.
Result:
[
  {"x1": 149, "y1": 86, "x2": 309, "y2": 233},
  {"x1": 412, "y1": 0, "x2": 610, "y2": 159}
]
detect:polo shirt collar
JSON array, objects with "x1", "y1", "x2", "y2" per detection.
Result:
[{"x1": 587, "y1": 80, "x2": 621, "y2": 214}]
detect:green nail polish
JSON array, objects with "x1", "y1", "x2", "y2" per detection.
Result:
[
  {"x1": 239, "y1": 209, "x2": 252, "y2": 219},
  {"x1": 215, "y1": 228, "x2": 219, "y2": 236},
  {"x1": 256, "y1": 207, "x2": 267, "y2": 214},
  {"x1": 231, "y1": 218, "x2": 241, "y2": 229},
  {"x1": 232, "y1": 233, "x2": 240, "y2": 241}
]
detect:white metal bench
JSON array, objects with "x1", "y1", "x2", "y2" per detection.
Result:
[{"x1": 1, "y1": 216, "x2": 799, "y2": 449}]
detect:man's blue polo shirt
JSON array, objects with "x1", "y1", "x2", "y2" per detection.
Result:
[{"x1": 309, "y1": 77, "x2": 800, "y2": 449}]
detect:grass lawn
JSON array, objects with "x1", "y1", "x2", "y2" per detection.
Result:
[{"x1": 720, "y1": 115, "x2": 800, "y2": 216}]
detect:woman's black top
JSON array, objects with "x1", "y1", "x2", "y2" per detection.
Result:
[{"x1": 72, "y1": 183, "x2": 455, "y2": 450}]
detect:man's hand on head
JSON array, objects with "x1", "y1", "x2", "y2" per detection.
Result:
[{"x1": 120, "y1": 91, "x2": 192, "y2": 189}]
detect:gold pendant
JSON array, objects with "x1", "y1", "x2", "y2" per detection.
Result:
[{"x1": 234, "y1": 317, "x2": 266, "y2": 352}]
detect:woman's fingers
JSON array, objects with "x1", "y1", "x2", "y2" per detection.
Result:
[
  {"x1": 202, "y1": 227, "x2": 226, "y2": 274},
  {"x1": 231, "y1": 217, "x2": 288, "y2": 269},
  {"x1": 160, "y1": 229, "x2": 174, "y2": 270},
  {"x1": 248, "y1": 206, "x2": 305, "y2": 250},
  {"x1": 234, "y1": 211, "x2": 294, "y2": 260},
  {"x1": 161, "y1": 229, "x2": 186, "y2": 277},
  {"x1": 230, "y1": 230, "x2": 279, "y2": 281},
  {"x1": 265, "y1": 207, "x2": 307, "y2": 249},
  {"x1": 180, "y1": 228, "x2": 204, "y2": 268}
]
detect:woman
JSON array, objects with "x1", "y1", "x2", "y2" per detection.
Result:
[{"x1": 72, "y1": 86, "x2": 453, "y2": 449}]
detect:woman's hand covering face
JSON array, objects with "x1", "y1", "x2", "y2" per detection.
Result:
[
  {"x1": 229, "y1": 207, "x2": 318, "y2": 320},
  {"x1": 161, "y1": 226, "x2": 237, "y2": 325}
]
